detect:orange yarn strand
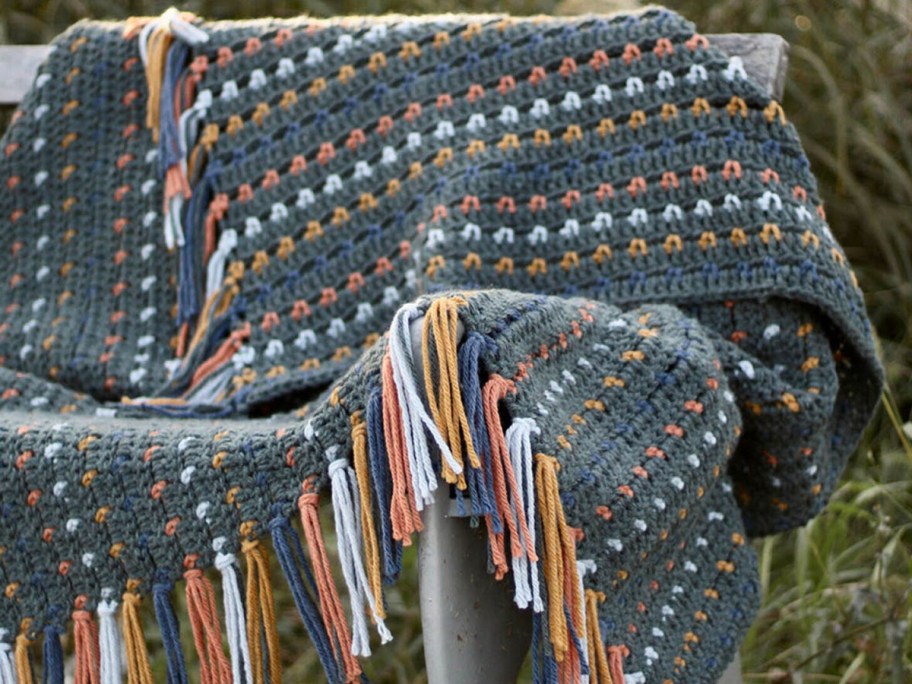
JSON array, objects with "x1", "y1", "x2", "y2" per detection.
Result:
[
  {"x1": 382, "y1": 352, "x2": 422, "y2": 542},
  {"x1": 298, "y1": 486, "x2": 362, "y2": 682},
  {"x1": 607, "y1": 645, "x2": 629, "y2": 684},
  {"x1": 73, "y1": 609, "x2": 100, "y2": 684},
  {"x1": 184, "y1": 568, "x2": 232, "y2": 684}
]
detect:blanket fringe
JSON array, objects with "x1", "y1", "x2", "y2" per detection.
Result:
[
  {"x1": 122, "y1": 591, "x2": 154, "y2": 684},
  {"x1": 72, "y1": 608, "x2": 100, "y2": 684},
  {"x1": 214, "y1": 551, "x2": 254, "y2": 684},
  {"x1": 241, "y1": 540, "x2": 282, "y2": 684},
  {"x1": 97, "y1": 594, "x2": 122, "y2": 684},
  {"x1": 372, "y1": 294, "x2": 626, "y2": 683},
  {"x1": 298, "y1": 483, "x2": 362, "y2": 682},
  {"x1": 184, "y1": 560, "x2": 231, "y2": 684},
  {"x1": 12, "y1": 295, "x2": 630, "y2": 684},
  {"x1": 42, "y1": 625, "x2": 64, "y2": 684},
  {"x1": 13, "y1": 626, "x2": 31, "y2": 684}
]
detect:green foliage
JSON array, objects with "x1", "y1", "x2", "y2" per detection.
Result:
[
  {"x1": 2, "y1": 0, "x2": 910, "y2": 681},
  {"x1": 664, "y1": 1, "x2": 912, "y2": 681}
]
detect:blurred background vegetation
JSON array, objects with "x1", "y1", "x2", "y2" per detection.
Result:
[{"x1": 2, "y1": 0, "x2": 910, "y2": 681}]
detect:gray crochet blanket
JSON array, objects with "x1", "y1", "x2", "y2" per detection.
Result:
[{"x1": 0, "y1": 8, "x2": 881, "y2": 684}]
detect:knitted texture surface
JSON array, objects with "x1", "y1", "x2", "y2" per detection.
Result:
[{"x1": 0, "y1": 8, "x2": 882, "y2": 684}]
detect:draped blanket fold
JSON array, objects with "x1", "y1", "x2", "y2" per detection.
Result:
[{"x1": 0, "y1": 8, "x2": 881, "y2": 684}]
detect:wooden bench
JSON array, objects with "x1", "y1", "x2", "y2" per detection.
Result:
[{"x1": 0, "y1": 30, "x2": 789, "y2": 684}]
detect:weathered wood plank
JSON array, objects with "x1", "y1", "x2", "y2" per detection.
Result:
[{"x1": 0, "y1": 45, "x2": 52, "y2": 105}]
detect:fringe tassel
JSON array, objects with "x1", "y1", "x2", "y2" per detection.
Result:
[
  {"x1": 0, "y1": 632, "x2": 13, "y2": 684},
  {"x1": 607, "y1": 646, "x2": 629, "y2": 684},
  {"x1": 387, "y1": 303, "x2": 460, "y2": 507},
  {"x1": 421, "y1": 296, "x2": 478, "y2": 485},
  {"x1": 350, "y1": 414, "x2": 385, "y2": 615},
  {"x1": 42, "y1": 625, "x2": 64, "y2": 684},
  {"x1": 97, "y1": 595, "x2": 122, "y2": 684},
  {"x1": 366, "y1": 386, "x2": 403, "y2": 582},
  {"x1": 14, "y1": 629, "x2": 33, "y2": 684},
  {"x1": 73, "y1": 609, "x2": 100, "y2": 684},
  {"x1": 381, "y1": 353, "x2": 422, "y2": 543},
  {"x1": 457, "y1": 333, "x2": 497, "y2": 518},
  {"x1": 241, "y1": 540, "x2": 282, "y2": 684},
  {"x1": 584, "y1": 591, "x2": 610, "y2": 684},
  {"x1": 270, "y1": 519, "x2": 342, "y2": 684},
  {"x1": 481, "y1": 375, "x2": 523, "y2": 580},
  {"x1": 329, "y1": 458, "x2": 393, "y2": 656},
  {"x1": 184, "y1": 565, "x2": 231, "y2": 684},
  {"x1": 534, "y1": 454, "x2": 582, "y2": 665},
  {"x1": 214, "y1": 552, "x2": 254, "y2": 684},
  {"x1": 152, "y1": 582, "x2": 189, "y2": 684},
  {"x1": 122, "y1": 592, "x2": 154, "y2": 684},
  {"x1": 506, "y1": 418, "x2": 544, "y2": 611},
  {"x1": 298, "y1": 484, "x2": 362, "y2": 681}
]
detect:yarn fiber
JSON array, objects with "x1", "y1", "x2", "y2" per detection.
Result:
[{"x1": 0, "y1": 8, "x2": 882, "y2": 684}]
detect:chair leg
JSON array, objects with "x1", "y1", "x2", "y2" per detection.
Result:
[
  {"x1": 718, "y1": 655, "x2": 743, "y2": 684},
  {"x1": 418, "y1": 485, "x2": 533, "y2": 684}
]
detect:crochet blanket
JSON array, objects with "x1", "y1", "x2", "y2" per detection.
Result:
[{"x1": 0, "y1": 8, "x2": 882, "y2": 684}]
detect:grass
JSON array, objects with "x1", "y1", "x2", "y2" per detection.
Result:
[{"x1": 2, "y1": 0, "x2": 910, "y2": 681}]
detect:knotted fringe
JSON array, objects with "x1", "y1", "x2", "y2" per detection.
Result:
[
  {"x1": 129, "y1": 9, "x2": 254, "y2": 411},
  {"x1": 607, "y1": 646, "x2": 630, "y2": 684},
  {"x1": 350, "y1": 414, "x2": 385, "y2": 623},
  {"x1": 507, "y1": 419, "x2": 544, "y2": 612},
  {"x1": 421, "y1": 296, "x2": 478, "y2": 486},
  {"x1": 366, "y1": 387, "x2": 403, "y2": 583},
  {"x1": 270, "y1": 519, "x2": 342, "y2": 683},
  {"x1": 329, "y1": 458, "x2": 393, "y2": 657},
  {"x1": 584, "y1": 591, "x2": 611, "y2": 684},
  {"x1": 372, "y1": 296, "x2": 627, "y2": 683},
  {"x1": 535, "y1": 454, "x2": 586, "y2": 674},
  {"x1": 73, "y1": 609, "x2": 100, "y2": 684},
  {"x1": 387, "y1": 304, "x2": 458, "y2": 510},
  {"x1": 214, "y1": 552, "x2": 254, "y2": 684},
  {"x1": 241, "y1": 540, "x2": 282, "y2": 684},
  {"x1": 42, "y1": 625, "x2": 63, "y2": 684},
  {"x1": 0, "y1": 632, "x2": 14, "y2": 684},
  {"x1": 122, "y1": 592, "x2": 154, "y2": 684},
  {"x1": 483, "y1": 375, "x2": 538, "y2": 582},
  {"x1": 152, "y1": 583, "x2": 189, "y2": 684},
  {"x1": 298, "y1": 483, "x2": 362, "y2": 682},
  {"x1": 14, "y1": 295, "x2": 630, "y2": 684},
  {"x1": 97, "y1": 595, "x2": 122, "y2": 684},
  {"x1": 13, "y1": 629, "x2": 32, "y2": 684},
  {"x1": 184, "y1": 562, "x2": 231, "y2": 684}
]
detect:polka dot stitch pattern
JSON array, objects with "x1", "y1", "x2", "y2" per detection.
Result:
[{"x1": 0, "y1": 8, "x2": 883, "y2": 684}]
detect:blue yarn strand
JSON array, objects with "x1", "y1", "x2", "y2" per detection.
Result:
[
  {"x1": 41, "y1": 625, "x2": 64, "y2": 684},
  {"x1": 152, "y1": 581, "x2": 189, "y2": 684},
  {"x1": 270, "y1": 518, "x2": 342, "y2": 684},
  {"x1": 366, "y1": 387, "x2": 403, "y2": 582}
]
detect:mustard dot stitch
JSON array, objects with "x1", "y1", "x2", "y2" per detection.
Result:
[{"x1": 0, "y1": 11, "x2": 881, "y2": 684}]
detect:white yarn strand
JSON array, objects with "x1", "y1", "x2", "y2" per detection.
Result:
[
  {"x1": 0, "y1": 630, "x2": 15, "y2": 684},
  {"x1": 388, "y1": 304, "x2": 463, "y2": 510},
  {"x1": 506, "y1": 418, "x2": 544, "y2": 612},
  {"x1": 97, "y1": 594, "x2": 123, "y2": 684},
  {"x1": 329, "y1": 458, "x2": 393, "y2": 657},
  {"x1": 215, "y1": 551, "x2": 254, "y2": 684}
]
